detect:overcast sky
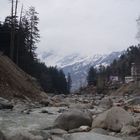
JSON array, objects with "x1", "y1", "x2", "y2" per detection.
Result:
[{"x1": 0, "y1": 0, "x2": 140, "y2": 55}]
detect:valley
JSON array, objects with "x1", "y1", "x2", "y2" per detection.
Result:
[{"x1": 39, "y1": 51, "x2": 123, "y2": 91}]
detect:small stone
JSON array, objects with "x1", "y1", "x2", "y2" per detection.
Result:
[{"x1": 121, "y1": 125, "x2": 138, "y2": 135}]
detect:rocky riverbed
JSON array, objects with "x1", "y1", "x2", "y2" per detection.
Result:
[{"x1": 0, "y1": 93, "x2": 140, "y2": 140}]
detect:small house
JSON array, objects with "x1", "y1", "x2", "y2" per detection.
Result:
[
  {"x1": 109, "y1": 76, "x2": 119, "y2": 82},
  {"x1": 131, "y1": 63, "x2": 140, "y2": 81}
]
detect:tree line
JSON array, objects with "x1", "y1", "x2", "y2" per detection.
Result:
[{"x1": 0, "y1": 1, "x2": 71, "y2": 94}]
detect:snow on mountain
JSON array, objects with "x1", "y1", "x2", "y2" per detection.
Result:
[{"x1": 38, "y1": 51, "x2": 123, "y2": 91}]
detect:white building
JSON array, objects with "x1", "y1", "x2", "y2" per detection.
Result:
[
  {"x1": 109, "y1": 76, "x2": 119, "y2": 82},
  {"x1": 125, "y1": 76, "x2": 134, "y2": 83}
]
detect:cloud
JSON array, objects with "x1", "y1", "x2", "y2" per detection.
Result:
[{"x1": 1, "y1": 0, "x2": 140, "y2": 55}]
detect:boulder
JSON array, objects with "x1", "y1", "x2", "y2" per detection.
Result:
[
  {"x1": 92, "y1": 107, "x2": 134, "y2": 132},
  {"x1": 126, "y1": 97, "x2": 140, "y2": 105},
  {"x1": 68, "y1": 103, "x2": 92, "y2": 109},
  {"x1": 121, "y1": 125, "x2": 138, "y2": 135},
  {"x1": 99, "y1": 97, "x2": 113, "y2": 109},
  {"x1": 68, "y1": 126, "x2": 90, "y2": 133},
  {"x1": 29, "y1": 130, "x2": 51, "y2": 140},
  {"x1": 64, "y1": 132, "x2": 122, "y2": 140},
  {"x1": 47, "y1": 128, "x2": 68, "y2": 135},
  {"x1": 40, "y1": 99, "x2": 50, "y2": 107},
  {"x1": 122, "y1": 136, "x2": 140, "y2": 140},
  {"x1": 90, "y1": 128, "x2": 109, "y2": 135},
  {"x1": 51, "y1": 135, "x2": 65, "y2": 140},
  {"x1": 53, "y1": 109, "x2": 92, "y2": 131},
  {"x1": 6, "y1": 130, "x2": 43, "y2": 140},
  {"x1": 92, "y1": 110, "x2": 108, "y2": 129},
  {"x1": 0, "y1": 97, "x2": 13, "y2": 109},
  {"x1": 106, "y1": 107, "x2": 134, "y2": 132}
]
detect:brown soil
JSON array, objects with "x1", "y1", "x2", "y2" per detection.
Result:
[
  {"x1": 0, "y1": 54, "x2": 47, "y2": 101},
  {"x1": 110, "y1": 82, "x2": 140, "y2": 96}
]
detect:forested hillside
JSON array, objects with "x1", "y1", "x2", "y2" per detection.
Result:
[
  {"x1": 87, "y1": 45, "x2": 140, "y2": 92},
  {"x1": 0, "y1": 3, "x2": 70, "y2": 94}
]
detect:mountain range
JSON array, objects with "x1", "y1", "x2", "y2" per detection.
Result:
[{"x1": 38, "y1": 51, "x2": 123, "y2": 91}]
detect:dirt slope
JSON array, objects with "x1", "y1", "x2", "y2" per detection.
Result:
[
  {"x1": 0, "y1": 53, "x2": 47, "y2": 101},
  {"x1": 110, "y1": 82, "x2": 140, "y2": 96}
]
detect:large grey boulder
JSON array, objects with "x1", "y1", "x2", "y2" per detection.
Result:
[
  {"x1": 106, "y1": 107, "x2": 134, "y2": 132},
  {"x1": 64, "y1": 132, "x2": 122, "y2": 140},
  {"x1": 92, "y1": 107, "x2": 134, "y2": 132},
  {"x1": 53, "y1": 109, "x2": 92, "y2": 131},
  {"x1": 0, "y1": 97, "x2": 13, "y2": 109},
  {"x1": 92, "y1": 110, "x2": 108, "y2": 129}
]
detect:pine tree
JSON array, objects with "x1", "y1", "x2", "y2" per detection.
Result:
[
  {"x1": 0, "y1": 3, "x2": 68, "y2": 95},
  {"x1": 26, "y1": 6, "x2": 40, "y2": 56},
  {"x1": 97, "y1": 65, "x2": 106, "y2": 93},
  {"x1": 9, "y1": 0, "x2": 19, "y2": 60},
  {"x1": 67, "y1": 73, "x2": 72, "y2": 94},
  {"x1": 87, "y1": 66, "x2": 97, "y2": 86}
]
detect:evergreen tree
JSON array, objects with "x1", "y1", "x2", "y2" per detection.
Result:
[
  {"x1": 0, "y1": 4, "x2": 68, "y2": 95},
  {"x1": 25, "y1": 6, "x2": 40, "y2": 56},
  {"x1": 97, "y1": 65, "x2": 106, "y2": 93},
  {"x1": 67, "y1": 73, "x2": 72, "y2": 94},
  {"x1": 87, "y1": 66, "x2": 97, "y2": 86}
]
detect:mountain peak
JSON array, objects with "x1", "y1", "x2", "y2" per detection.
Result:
[{"x1": 39, "y1": 51, "x2": 123, "y2": 91}]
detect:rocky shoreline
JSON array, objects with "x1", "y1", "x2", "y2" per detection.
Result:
[{"x1": 0, "y1": 93, "x2": 140, "y2": 140}]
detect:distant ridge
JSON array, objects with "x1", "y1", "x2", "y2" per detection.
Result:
[{"x1": 39, "y1": 51, "x2": 123, "y2": 90}]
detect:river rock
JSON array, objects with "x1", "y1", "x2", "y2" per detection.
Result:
[
  {"x1": 92, "y1": 110, "x2": 108, "y2": 129},
  {"x1": 69, "y1": 103, "x2": 92, "y2": 109},
  {"x1": 6, "y1": 130, "x2": 43, "y2": 140},
  {"x1": 92, "y1": 107, "x2": 134, "y2": 132},
  {"x1": 121, "y1": 125, "x2": 138, "y2": 135},
  {"x1": 99, "y1": 97, "x2": 113, "y2": 109},
  {"x1": 106, "y1": 107, "x2": 134, "y2": 132},
  {"x1": 68, "y1": 126, "x2": 90, "y2": 133},
  {"x1": 51, "y1": 135, "x2": 65, "y2": 140},
  {"x1": 47, "y1": 128, "x2": 68, "y2": 135},
  {"x1": 126, "y1": 97, "x2": 140, "y2": 105},
  {"x1": 90, "y1": 128, "x2": 109, "y2": 135},
  {"x1": 0, "y1": 97, "x2": 13, "y2": 109},
  {"x1": 53, "y1": 109, "x2": 92, "y2": 131},
  {"x1": 122, "y1": 136, "x2": 140, "y2": 140},
  {"x1": 64, "y1": 132, "x2": 122, "y2": 140}
]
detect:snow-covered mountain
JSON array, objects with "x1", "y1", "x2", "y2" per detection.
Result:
[{"x1": 38, "y1": 51, "x2": 123, "y2": 91}]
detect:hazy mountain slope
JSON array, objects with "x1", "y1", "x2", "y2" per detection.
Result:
[{"x1": 39, "y1": 51, "x2": 123, "y2": 91}]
